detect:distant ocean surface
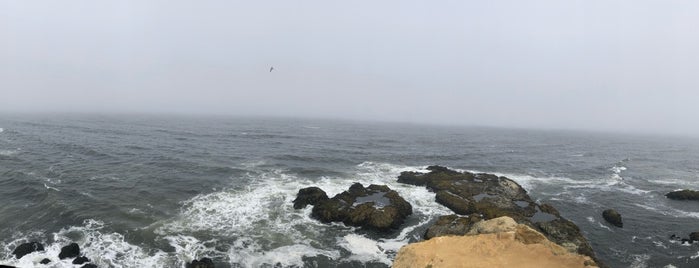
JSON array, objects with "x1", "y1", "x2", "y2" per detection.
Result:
[{"x1": 0, "y1": 115, "x2": 698, "y2": 268}]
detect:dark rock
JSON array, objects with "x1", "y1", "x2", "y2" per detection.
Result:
[
  {"x1": 535, "y1": 219, "x2": 596, "y2": 258},
  {"x1": 12, "y1": 241, "x2": 44, "y2": 259},
  {"x1": 602, "y1": 209, "x2": 623, "y2": 228},
  {"x1": 80, "y1": 264, "x2": 97, "y2": 268},
  {"x1": 0, "y1": 265, "x2": 18, "y2": 268},
  {"x1": 398, "y1": 166, "x2": 603, "y2": 267},
  {"x1": 293, "y1": 187, "x2": 329, "y2": 209},
  {"x1": 58, "y1": 243, "x2": 80, "y2": 259},
  {"x1": 424, "y1": 214, "x2": 482, "y2": 239},
  {"x1": 40, "y1": 258, "x2": 51, "y2": 264},
  {"x1": 73, "y1": 256, "x2": 90, "y2": 264},
  {"x1": 666, "y1": 189, "x2": 699, "y2": 201},
  {"x1": 690, "y1": 232, "x2": 699, "y2": 243},
  {"x1": 186, "y1": 257, "x2": 215, "y2": 268},
  {"x1": 308, "y1": 183, "x2": 412, "y2": 231}
]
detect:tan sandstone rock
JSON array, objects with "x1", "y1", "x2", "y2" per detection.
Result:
[{"x1": 393, "y1": 217, "x2": 598, "y2": 268}]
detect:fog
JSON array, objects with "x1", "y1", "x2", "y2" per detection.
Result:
[{"x1": 2, "y1": 1, "x2": 698, "y2": 136}]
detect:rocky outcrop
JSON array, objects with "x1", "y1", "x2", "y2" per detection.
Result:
[
  {"x1": 12, "y1": 241, "x2": 44, "y2": 259},
  {"x1": 690, "y1": 232, "x2": 699, "y2": 243},
  {"x1": 602, "y1": 209, "x2": 623, "y2": 228},
  {"x1": 397, "y1": 166, "x2": 599, "y2": 263},
  {"x1": 294, "y1": 183, "x2": 412, "y2": 231},
  {"x1": 40, "y1": 258, "x2": 51, "y2": 264},
  {"x1": 666, "y1": 189, "x2": 699, "y2": 201},
  {"x1": 187, "y1": 258, "x2": 215, "y2": 268},
  {"x1": 58, "y1": 243, "x2": 80, "y2": 259},
  {"x1": 293, "y1": 187, "x2": 328, "y2": 209},
  {"x1": 393, "y1": 217, "x2": 598, "y2": 268},
  {"x1": 424, "y1": 214, "x2": 482, "y2": 239}
]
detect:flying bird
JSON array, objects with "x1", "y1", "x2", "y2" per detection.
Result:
[{"x1": 269, "y1": 66, "x2": 274, "y2": 72}]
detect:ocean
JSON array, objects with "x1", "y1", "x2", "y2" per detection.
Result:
[{"x1": 0, "y1": 115, "x2": 697, "y2": 267}]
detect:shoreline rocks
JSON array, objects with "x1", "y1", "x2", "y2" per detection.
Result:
[
  {"x1": 293, "y1": 187, "x2": 329, "y2": 209},
  {"x1": 602, "y1": 209, "x2": 623, "y2": 228},
  {"x1": 393, "y1": 216, "x2": 599, "y2": 268},
  {"x1": 666, "y1": 189, "x2": 699, "y2": 201},
  {"x1": 295, "y1": 183, "x2": 413, "y2": 231},
  {"x1": 396, "y1": 166, "x2": 601, "y2": 265},
  {"x1": 58, "y1": 243, "x2": 80, "y2": 259},
  {"x1": 12, "y1": 241, "x2": 44, "y2": 259}
]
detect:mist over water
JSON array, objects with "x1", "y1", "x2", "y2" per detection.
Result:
[{"x1": 0, "y1": 115, "x2": 698, "y2": 267}]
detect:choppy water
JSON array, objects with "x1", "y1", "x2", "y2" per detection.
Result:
[{"x1": 0, "y1": 115, "x2": 698, "y2": 267}]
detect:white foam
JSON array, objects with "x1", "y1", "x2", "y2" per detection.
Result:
[
  {"x1": 150, "y1": 162, "x2": 452, "y2": 267},
  {"x1": 0, "y1": 219, "x2": 169, "y2": 267},
  {"x1": 612, "y1": 165, "x2": 627, "y2": 174},
  {"x1": 691, "y1": 251, "x2": 699, "y2": 259},
  {"x1": 43, "y1": 183, "x2": 60, "y2": 191},
  {"x1": 0, "y1": 149, "x2": 19, "y2": 156},
  {"x1": 0, "y1": 128, "x2": 4, "y2": 133},
  {"x1": 338, "y1": 234, "x2": 389, "y2": 265},
  {"x1": 629, "y1": 253, "x2": 651, "y2": 268}
]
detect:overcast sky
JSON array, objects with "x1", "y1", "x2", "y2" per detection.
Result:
[{"x1": 1, "y1": 1, "x2": 698, "y2": 135}]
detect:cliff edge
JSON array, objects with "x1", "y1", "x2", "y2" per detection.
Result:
[{"x1": 393, "y1": 216, "x2": 598, "y2": 268}]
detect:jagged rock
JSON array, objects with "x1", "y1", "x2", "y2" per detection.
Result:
[
  {"x1": 306, "y1": 183, "x2": 412, "y2": 231},
  {"x1": 12, "y1": 241, "x2": 44, "y2": 259},
  {"x1": 58, "y1": 243, "x2": 80, "y2": 259},
  {"x1": 424, "y1": 214, "x2": 481, "y2": 239},
  {"x1": 187, "y1": 257, "x2": 215, "y2": 268},
  {"x1": 398, "y1": 166, "x2": 602, "y2": 266},
  {"x1": 73, "y1": 256, "x2": 90, "y2": 264},
  {"x1": 394, "y1": 217, "x2": 599, "y2": 268},
  {"x1": 666, "y1": 189, "x2": 699, "y2": 201},
  {"x1": 293, "y1": 187, "x2": 328, "y2": 209},
  {"x1": 40, "y1": 258, "x2": 51, "y2": 264},
  {"x1": 602, "y1": 209, "x2": 623, "y2": 228}
]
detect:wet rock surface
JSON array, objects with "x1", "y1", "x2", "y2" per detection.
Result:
[
  {"x1": 12, "y1": 241, "x2": 44, "y2": 259},
  {"x1": 666, "y1": 189, "x2": 699, "y2": 201},
  {"x1": 293, "y1": 187, "x2": 329, "y2": 209},
  {"x1": 58, "y1": 243, "x2": 80, "y2": 259},
  {"x1": 187, "y1": 257, "x2": 215, "y2": 268},
  {"x1": 295, "y1": 183, "x2": 412, "y2": 231},
  {"x1": 397, "y1": 166, "x2": 601, "y2": 265},
  {"x1": 602, "y1": 209, "x2": 623, "y2": 228}
]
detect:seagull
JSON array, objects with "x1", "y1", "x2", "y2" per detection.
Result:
[{"x1": 269, "y1": 66, "x2": 274, "y2": 72}]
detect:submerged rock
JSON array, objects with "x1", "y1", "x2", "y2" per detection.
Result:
[
  {"x1": 58, "y1": 243, "x2": 80, "y2": 259},
  {"x1": 690, "y1": 232, "x2": 699, "y2": 243},
  {"x1": 397, "y1": 166, "x2": 601, "y2": 265},
  {"x1": 602, "y1": 209, "x2": 623, "y2": 228},
  {"x1": 40, "y1": 258, "x2": 51, "y2": 264},
  {"x1": 393, "y1": 217, "x2": 599, "y2": 268},
  {"x1": 187, "y1": 257, "x2": 215, "y2": 268},
  {"x1": 80, "y1": 264, "x2": 97, "y2": 268},
  {"x1": 293, "y1": 187, "x2": 328, "y2": 209},
  {"x1": 666, "y1": 189, "x2": 699, "y2": 201},
  {"x1": 299, "y1": 183, "x2": 412, "y2": 231},
  {"x1": 12, "y1": 241, "x2": 44, "y2": 259},
  {"x1": 73, "y1": 256, "x2": 90, "y2": 264}
]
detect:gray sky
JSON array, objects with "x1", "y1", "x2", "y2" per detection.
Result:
[{"x1": 2, "y1": 1, "x2": 698, "y2": 135}]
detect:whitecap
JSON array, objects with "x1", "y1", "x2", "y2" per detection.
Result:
[
  {"x1": 338, "y1": 234, "x2": 389, "y2": 265},
  {"x1": 0, "y1": 219, "x2": 170, "y2": 267},
  {"x1": 629, "y1": 253, "x2": 651, "y2": 268}
]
